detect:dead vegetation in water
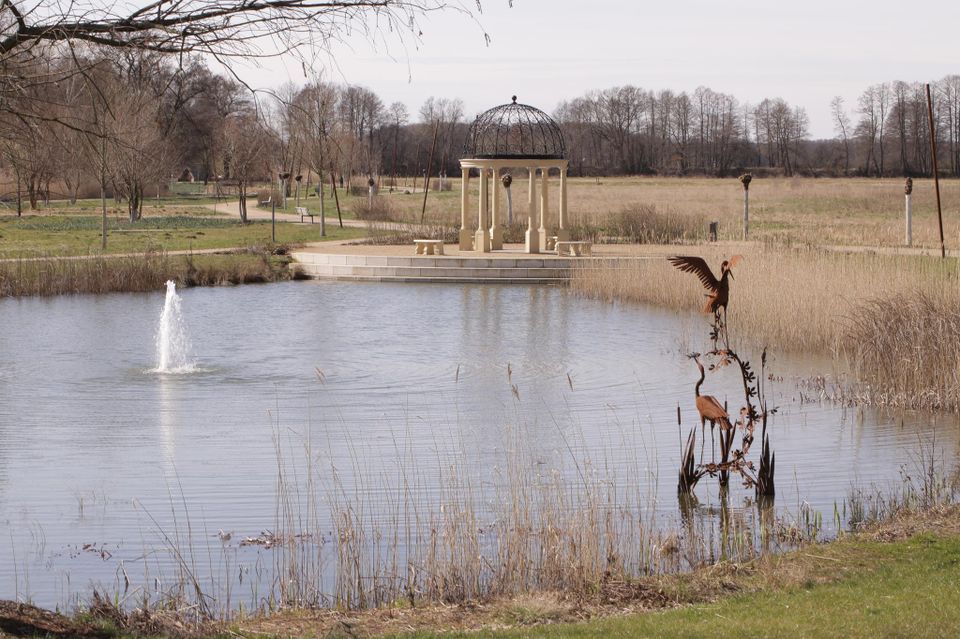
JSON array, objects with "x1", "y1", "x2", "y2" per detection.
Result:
[
  {"x1": 6, "y1": 506, "x2": 957, "y2": 639},
  {"x1": 841, "y1": 288, "x2": 960, "y2": 412},
  {"x1": 232, "y1": 505, "x2": 960, "y2": 639}
]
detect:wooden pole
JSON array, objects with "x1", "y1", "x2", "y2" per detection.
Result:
[
  {"x1": 390, "y1": 126, "x2": 399, "y2": 194},
  {"x1": 330, "y1": 169, "x2": 343, "y2": 228},
  {"x1": 926, "y1": 83, "x2": 946, "y2": 258},
  {"x1": 420, "y1": 120, "x2": 440, "y2": 225},
  {"x1": 99, "y1": 136, "x2": 106, "y2": 249},
  {"x1": 412, "y1": 141, "x2": 421, "y2": 192}
]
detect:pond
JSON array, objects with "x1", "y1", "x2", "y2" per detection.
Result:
[{"x1": 0, "y1": 280, "x2": 956, "y2": 611}]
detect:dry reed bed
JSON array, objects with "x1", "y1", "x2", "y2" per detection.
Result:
[
  {"x1": 0, "y1": 251, "x2": 294, "y2": 297},
  {"x1": 195, "y1": 427, "x2": 810, "y2": 618},
  {"x1": 571, "y1": 247, "x2": 960, "y2": 410},
  {"x1": 73, "y1": 420, "x2": 960, "y2": 631}
]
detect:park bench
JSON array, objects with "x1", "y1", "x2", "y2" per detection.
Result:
[
  {"x1": 414, "y1": 239, "x2": 444, "y2": 255},
  {"x1": 296, "y1": 206, "x2": 315, "y2": 223},
  {"x1": 555, "y1": 241, "x2": 592, "y2": 257}
]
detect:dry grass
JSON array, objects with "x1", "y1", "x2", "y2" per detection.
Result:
[
  {"x1": 571, "y1": 246, "x2": 960, "y2": 352},
  {"x1": 571, "y1": 246, "x2": 960, "y2": 410},
  {"x1": 233, "y1": 504, "x2": 960, "y2": 639},
  {"x1": 0, "y1": 251, "x2": 294, "y2": 297},
  {"x1": 842, "y1": 289, "x2": 960, "y2": 411},
  {"x1": 380, "y1": 176, "x2": 960, "y2": 249},
  {"x1": 353, "y1": 196, "x2": 400, "y2": 222}
]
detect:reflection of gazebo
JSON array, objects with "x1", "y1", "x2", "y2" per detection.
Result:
[{"x1": 459, "y1": 97, "x2": 569, "y2": 253}]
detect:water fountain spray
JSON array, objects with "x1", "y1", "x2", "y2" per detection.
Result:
[{"x1": 154, "y1": 280, "x2": 195, "y2": 373}]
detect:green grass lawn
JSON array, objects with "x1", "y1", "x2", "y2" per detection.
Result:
[
  {"x1": 0, "y1": 215, "x2": 364, "y2": 257},
  {"x1": 388, "y1": 531, "x2": 960, "y2": 639},
  {"x1": 7, "y1": 198, "x2": 227, "y2": 215}
]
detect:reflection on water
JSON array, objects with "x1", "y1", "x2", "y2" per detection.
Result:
[{"x1": 0, "y1": 281, "x2": 956, "y2": 609}]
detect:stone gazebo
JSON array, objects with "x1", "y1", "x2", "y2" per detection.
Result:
[{"x1": 459, "y1": 97, "x2": 569, "y2": 253}]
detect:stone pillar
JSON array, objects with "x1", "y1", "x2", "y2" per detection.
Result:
[
  {"x1": 459, "y1": 167, "x2": 473, "y2": 250},
  {"x1": 475, "y1": 165, "x2": 491, "y2": 252},
  {"x1": 525, "y1": 167, "x2": 539, "y2": 253},
  {"x1": 490, "y1": 167, "x2": 503, "y2": 250},
  {"x1": 556, "y1": 166, "x2": 570, "y2": 242},
  {"x1": 537, "y1": 166, "x2": 550, "y2": 250}
]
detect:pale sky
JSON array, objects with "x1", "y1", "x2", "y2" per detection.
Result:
[{"x1": 229, "y1": 0, "x2": 960, "y2": 139}]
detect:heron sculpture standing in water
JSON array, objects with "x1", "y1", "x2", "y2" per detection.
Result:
[{"x1": 689, "y1": 352, "x2": 732, "y2": 463}]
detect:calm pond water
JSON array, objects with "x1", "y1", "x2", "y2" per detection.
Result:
[{"x1": 0, "y1": 280, "x2": 956, "y2": 609}]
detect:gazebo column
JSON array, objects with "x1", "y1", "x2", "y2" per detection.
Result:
[
  {"x1": 490, "y1": 167, "x2": 503, "y2": 249},
  {"x1": 459, "y1": 166, "x2": 473, "y2": 250},
  {"x1": 537, "y1": 166, "x2": 550, "y2": 250},
  {"x1": 525, "y1": 167, "x2": 540, "y2": 253},
  {"x1": 556, "y1": 166, "x2": 570, "y2": 242},
  {"x1": 475, "y1": 165, "x2": 491, "y2": 252}
]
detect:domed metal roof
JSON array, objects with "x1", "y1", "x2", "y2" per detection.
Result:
[{"x1": 465, "y1": 96, "x2": 565, "y2": 160}]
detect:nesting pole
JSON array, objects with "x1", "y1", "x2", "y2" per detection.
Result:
[
  {"x1": 739, "y1": 173, "x2": 752, "y2": 240},
  {"x1": 904, "y1": 177, "x2": 913, "y2": 247},
  {"x1": 925, "y1": 83, "x2": 946, "y2": 258},
  {"x1": 502, "y1": 173, "x2": 513, "y2": 226}
]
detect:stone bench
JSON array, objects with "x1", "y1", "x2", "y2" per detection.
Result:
[
  {"x1": 555, "y1": 241, "x2": 592, "y2": 257},
  {"x1": 296, "y1": 206, "x2": 315, "y2": 223},
  {"x1": 414, "y1": 239, "x2": 444, "y2": 255}
]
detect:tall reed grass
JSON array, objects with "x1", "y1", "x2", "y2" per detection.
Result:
[
  {"x1": 571, "y1": 247, "x2": 960, "y2": 410},
  {"x1": 842, "y1": 289, "x2": 960, "y2": 411},
  {"x1": 0, "y1": 251, "x2": 294, "y2": 297},
  {"x1": 72, "y1": 424, "x2": 960, "y2": 633}
]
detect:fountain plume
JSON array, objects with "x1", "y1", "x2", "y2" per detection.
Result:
[{"x1": 154, "y1": 280, "x2": 195, "y2": 373}]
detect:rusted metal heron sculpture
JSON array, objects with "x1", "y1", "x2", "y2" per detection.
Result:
[
  {"x1": 689, "y1": 352, "x2": 732, "y2": 463},
  {"x1": 667, "y1": 255, "x2": 742, "y2": 318}
]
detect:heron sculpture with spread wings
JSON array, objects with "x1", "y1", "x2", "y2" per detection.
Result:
[{"x1": 667, "y1": 255, "x2": 743, "y2": 317}]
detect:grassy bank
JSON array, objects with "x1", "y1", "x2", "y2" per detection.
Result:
[{"x1": 0, "y1": 251, "x2": 304, "y2": 297}]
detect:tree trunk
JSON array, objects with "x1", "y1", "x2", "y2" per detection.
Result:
[
  {"x1": 238, "y1": 182, "x2": 248, "y2": 223},
  {"x1": 129, "y1": 185, "x2": 142, "y2": 222}
]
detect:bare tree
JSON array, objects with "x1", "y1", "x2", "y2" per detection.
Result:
[
  {"x1": 830, "y1": 95, "x2": 851, "y2": 174},
  {"x1": 223, "y1": 113, "x2": 272, "y2": 223}
]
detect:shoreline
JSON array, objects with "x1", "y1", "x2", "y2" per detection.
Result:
[{"x1": 2, "y1": 505, "x2": 957, "y2": 638}]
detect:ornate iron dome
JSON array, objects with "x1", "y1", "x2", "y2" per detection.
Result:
[{"x1": 464, "y1": 96, "x2": 565, "y2": 160}]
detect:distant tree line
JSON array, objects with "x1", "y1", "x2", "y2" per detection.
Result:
[{"x1": 3, "y1": 54, "x2": 960, "y2": 216}]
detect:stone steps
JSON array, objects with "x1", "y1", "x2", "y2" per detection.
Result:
[{"x1": 291, "y1": 251, "x2": 583, "y2": 284}]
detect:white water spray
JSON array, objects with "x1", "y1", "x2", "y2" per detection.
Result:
[{"x1": 154, "y1": 280, "x2": 195, "y2": 373}]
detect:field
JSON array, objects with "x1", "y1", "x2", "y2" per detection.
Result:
[{"x1": 381, "y1": 176, "x2": 960, "y2": 250}]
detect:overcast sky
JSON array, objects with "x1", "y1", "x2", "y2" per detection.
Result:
[{"x1": 231, "y1": 0, "x2": 960, "y2": 139}]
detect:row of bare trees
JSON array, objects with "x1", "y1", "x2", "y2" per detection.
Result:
[
  {"x1": 4, "y1": 55, "x2": 960, "y2": 213},
  {"x1": 833, "y1": 77, "x2": 960, "y2": 177},
  {"x1": 0, "y1": 0, "x2": 479, "y2": 216}
]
